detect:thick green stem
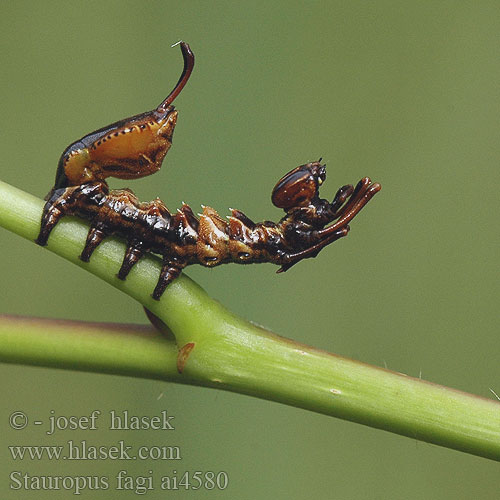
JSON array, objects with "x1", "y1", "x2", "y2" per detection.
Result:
[{"x1": 1, "y1": 179, "x2": 499, "y2": 461}]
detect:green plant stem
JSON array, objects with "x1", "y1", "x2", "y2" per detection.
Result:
[{"x1": 1, "y1": 179, "x2": 499, "y2": 461}]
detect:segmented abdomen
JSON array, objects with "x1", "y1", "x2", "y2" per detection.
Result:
[{"x1": 85, "y1": 185, "x2": 286, "y2": 268}]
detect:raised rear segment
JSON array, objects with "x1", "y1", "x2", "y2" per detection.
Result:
[{"x1": 51, "y1": 42, "x2": 194, "y2": 192}]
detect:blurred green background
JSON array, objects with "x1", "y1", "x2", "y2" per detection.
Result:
[{"x1": 1, "y1": 1, "x2": 499, "y2": 498}]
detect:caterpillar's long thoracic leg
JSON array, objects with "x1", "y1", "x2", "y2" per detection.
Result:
[
  {"x1": 314, "y1": 180, "x2": 381, "y2": 239},
  {"x1": 329, "y1": 184, "x2": 354, "y2": 216},
  {"x1": 277, "y1": 226, "x2": 350, "y2": 273}
]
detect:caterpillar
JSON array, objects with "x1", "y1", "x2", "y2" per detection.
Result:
[{"x1": 36, "y1": 42, "x2": 381, "y2": 300}]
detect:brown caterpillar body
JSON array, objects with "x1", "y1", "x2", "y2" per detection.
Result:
[{"x1": 36, "y1": 43, "x2": 381, "y2": 300}]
